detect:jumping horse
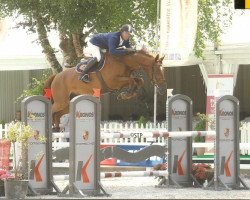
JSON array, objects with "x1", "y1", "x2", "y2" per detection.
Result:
[{"x1": 44, "y1": 49, "x2": 167, "y2": 131}]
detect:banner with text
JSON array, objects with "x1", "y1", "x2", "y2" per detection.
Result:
[{"x1": 160, "y1": 0, "x2": 198, "y2": 66}]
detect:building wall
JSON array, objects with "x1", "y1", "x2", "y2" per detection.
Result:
[
  {"x1": 0, "y1": 69, "x2": 50, "y2": 123},
  {"x1": 166, "y1": 65, "x2": 206, "y2": 115},
  {"x1": 234, "y1": 65, "x2": 250, "y2": 120}
]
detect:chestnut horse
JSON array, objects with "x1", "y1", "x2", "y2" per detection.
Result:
[{"x1": 44, "y1": 50, "x2": 167, "y2": 131}]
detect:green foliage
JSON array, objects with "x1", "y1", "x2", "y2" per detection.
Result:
[
  {"x1": 16, "y1": 71, "x2": 51, "y2": 103},
  {"x1": 7, "y1": 122, "x2": 34, "y2": 144},
  {"x1": 137, "y1": 116, "x2": 148, "y2": 128},
  {"x1": 194, "y1": 0, "x2": 233, "y2": 58},
  {"x1": 6, "y1": 121, "x2": 46, "y2": 180},
  {"x1": 0, "y1": 0, "x2": 157, "y2": 42},
  {"x1": 194, "y1": 113, "x2": 208, "y2": 142},
  {"x1": 0, "y1": 120, "x2": 5, "y2": 126},
  {"x1": 0, "y1": 0, "x2": 233, "y2": 70}
]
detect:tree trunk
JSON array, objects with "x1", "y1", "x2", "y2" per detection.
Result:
[
  {"x1": 72, "y1": 33, "x2": 83, "y2": 58},
  {"x1": 59, "y1": 32, "x2": 79, "y2": 68},
  {"x1": 35, "y1": 15, "x2": 62, "y2": 74},
  {"x1": 21, "y1": 143, "x2": 28, "y2": 180}
]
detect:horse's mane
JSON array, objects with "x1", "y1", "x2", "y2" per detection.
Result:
[
  {"x1": 137, "y1": 49, "x2": 154, "y2": 58},
  {"x1": 110, "y1": 48, "x2": 155, "y2": 64}
]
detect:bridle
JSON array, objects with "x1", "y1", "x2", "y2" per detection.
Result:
[{"x1": 150, "y1": 61, "x2": 163, "y2": 87}]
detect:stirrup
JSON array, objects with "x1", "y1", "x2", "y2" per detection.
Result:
[{"x1": 80, "y1": 74, "x2": 90, "y2": 83}]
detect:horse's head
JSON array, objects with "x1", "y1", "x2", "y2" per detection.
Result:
[
  {"x1": 124, "y1": 50, "x2": 167, "y2": 95},
  {"x1": 148, "y1": 54, "x2": 167, "y2": 95}
]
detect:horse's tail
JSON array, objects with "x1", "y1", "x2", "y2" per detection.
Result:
[
  {"x1": 44, "y1": 74, "x2": 56, "y2": 89},
  {"x1": 43, "y1": 74, "x2": 56, "y2": 103}
]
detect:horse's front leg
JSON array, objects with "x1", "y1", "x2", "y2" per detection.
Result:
[
  {"x1": 116, "y1": 76, "x2": 144, "y2": 100},
  {"x1": 132, "y1": 77, "x2": 144, "y2": 90}
]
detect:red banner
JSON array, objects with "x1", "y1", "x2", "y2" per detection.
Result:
[{"x1": 0, "y1": 140, "x2": 11, "y2": 170}]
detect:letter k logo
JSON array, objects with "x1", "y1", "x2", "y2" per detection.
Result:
[
  {"x1": 224, "y1": 151, "x2": 233, "y2": 177},
  {"x1": 76, "y1": 155, "x2": 93, "y2": 183},
  {"x1": 30, "y1": 154, "x2": 44, "y2": 182}
]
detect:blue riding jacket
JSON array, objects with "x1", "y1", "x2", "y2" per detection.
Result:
[{"x1": 89, "y1": 31, "x2": 131, "y2": 56}]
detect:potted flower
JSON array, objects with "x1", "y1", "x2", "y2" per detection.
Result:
[
  {"x1": 193, "y1": 113, "x2": 209, "y2": 155},
  {"x1": 192, "y1": 163, "x2": 214, "y2": 187},
  {"x1": 4, "y1": 121, "x2": 46, "y2": 199},
  {"x1": 0, "y1": 170, "x2": 14, "y2": 196}
]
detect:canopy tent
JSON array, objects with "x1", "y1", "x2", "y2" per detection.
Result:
[
  {"x1": 0, "y1": 56, "x2": 51, "y2": 71},
  {"x1": 0, "y1": 17, "x2": 59, "y2": 71}
]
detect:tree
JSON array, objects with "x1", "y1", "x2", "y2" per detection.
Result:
[
  {"x1": 0, "y1": 0, "x2": 157, "y2": 73},
  {"x1": 194, "y1": 0, "x2": 233, "y2": 58},
  {"x1": 0, "y1": 0, "x2": 233, "y2": 73}
]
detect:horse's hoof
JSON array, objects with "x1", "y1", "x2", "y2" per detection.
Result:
[
  {"x1": 117, "y1": 92, "x2": 137, "y2": 101},
  {"x1": 117, "y1": 94, "x2": 122, "y2": 101}
]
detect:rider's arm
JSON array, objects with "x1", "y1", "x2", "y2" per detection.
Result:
[
  {"x1": 123, "y1": 40, "x2": 131, "y2": 48},
  {"x1": 108, "y1": 36, "x2": 130, "y2": 56}
]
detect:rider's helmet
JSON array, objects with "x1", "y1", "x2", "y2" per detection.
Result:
[{"x1": 120, "y1": 24, "x2": 134, "y2": 35}]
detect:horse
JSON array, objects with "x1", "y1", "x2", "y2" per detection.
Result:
[{"x1": 44, "y1": 49, "x2": 167, "y2": 131}]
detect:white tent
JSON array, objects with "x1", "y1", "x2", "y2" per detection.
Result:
[{"x1": 0, "y1": 17, "x2": 60, "y2": 70}]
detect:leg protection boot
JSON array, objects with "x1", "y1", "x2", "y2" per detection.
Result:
[{"x1": 79, "y1": 57, "x2": 98, "y2": 83}]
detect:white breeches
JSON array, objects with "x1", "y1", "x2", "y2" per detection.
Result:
[{"x1": 88, "y1": 42, "x2": 102, "y2": 62}]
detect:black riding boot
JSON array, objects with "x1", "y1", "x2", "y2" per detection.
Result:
[{"x1": 79, "y1": 57, "x2": 98, "y2": 83}]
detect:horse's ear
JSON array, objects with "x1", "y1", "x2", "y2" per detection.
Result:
[
  {"x1": 159, "y1": 55, "x2": 165, "y2": 62},
  {"x1": 155, "y1": 54, "x2": 159, "y2": 61}
]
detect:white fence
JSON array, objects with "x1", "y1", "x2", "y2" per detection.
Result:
[{"x1": 1, "y1": 120, "x2": 250, "y2": 155}]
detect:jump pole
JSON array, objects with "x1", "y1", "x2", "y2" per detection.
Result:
[{"x1": 53, "y1": 170, "x2": 168, "y2": 181}]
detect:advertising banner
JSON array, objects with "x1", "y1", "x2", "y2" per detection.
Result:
[{"x1": 160, "y1": 0, "x2": 198, "y2": 66}]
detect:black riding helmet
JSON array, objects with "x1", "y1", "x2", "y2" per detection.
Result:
[{"x1": 120, "y1": 24, "x2": 134, "y2": 35}]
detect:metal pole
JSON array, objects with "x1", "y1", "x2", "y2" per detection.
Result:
[
  {"x1": 153, "y1": 86, "x2": 157, "y2": 127},
  {"x1": 154, "y1": 0, "x2": 161, "y2": 127}
]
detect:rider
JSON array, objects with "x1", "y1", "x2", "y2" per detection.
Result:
[{"x1": 79, "y1": 24, "x2": 136, "y2": 83}]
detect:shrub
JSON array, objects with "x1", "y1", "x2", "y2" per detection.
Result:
[
  {"x1": 192, "y1": 163, "x2": 214, "y2": 185},
  {"x1": 16, "y1": 71, "x2": 51, "y2": 103},
  {"x1": 194, "y1": 113, "x2": 208, "y2": 142}
]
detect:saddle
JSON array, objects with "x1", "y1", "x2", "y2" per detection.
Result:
[
  {"x1": 75, "y1": 54, "x2": 113, "y2": 92},
  {"x1": 75, "y1": 55, "x2": 105, "y2": 74}
]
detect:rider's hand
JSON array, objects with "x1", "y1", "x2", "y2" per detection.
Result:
[{"x1": 126, "y1": 48, "x2": 136, "y2": 54}]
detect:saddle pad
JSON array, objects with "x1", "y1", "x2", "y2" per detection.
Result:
[{"x1": 75, "y1": 57, "x2": 105, "y2": 73}]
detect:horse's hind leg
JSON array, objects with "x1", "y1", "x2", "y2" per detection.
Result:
[
  {"x1": 52, "y1": 103, "x2": 69, "y2": 132},
  {"x1": 52, "y1": 111, "x2": 61, "y2": 132}
]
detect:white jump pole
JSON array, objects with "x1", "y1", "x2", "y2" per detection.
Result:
[
  {"x1": 100, "y1": 131, "x2": 215, "y2": 139},
  {"x1": 101, "y1": 170, "x2": 168, "y2": 178},
  {"x1": 53, "y1": 170, "x2": 168, "y2": 181},
  {"x1": 52, "y1": 130, "x2": 215, "y2": 140}
]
